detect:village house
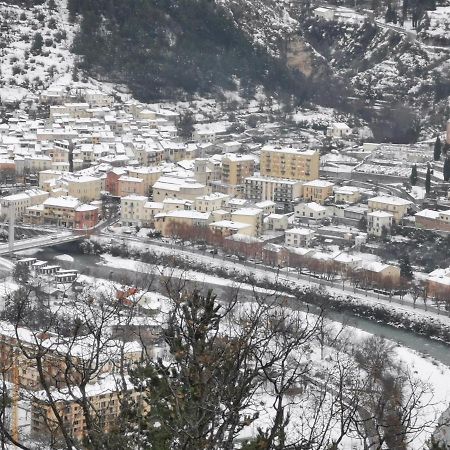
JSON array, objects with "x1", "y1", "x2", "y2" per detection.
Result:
[
  {"x1": 302, "y1": 179, "x2": 334, "y2": 204},
  {"x1": 209, "y1": 220, "x2": 254, "y2": 237},
  {"x1": 264, "y1": 213, "x2": 289, "y2": 231},
  {"x1": 295, "y1": 202, "x2": 328, "y2": 221},
  {"x1": 1, "y1": 189, "x2": 49, "y2": 219},
  {"x1": 152, "y1": 176, "x2": 208, "y2": 202},
  {"x1": 415, "y1": 209, "x2": 450, "y2": 232},
  {"x1": 367, "y1": 196, "x2": 413, "y2": 222},
  {"x1": 334, "y1": 186, "x2": 362, "y2": 204},
  {"x1": 285, "y1": 228, "x2": 315, "y2": 247},
  {"x1": 24, "y1": 196, "x2": 99, "y2": 229},
  {"x1": 154, "y1": 210, "x2": 210, "y2": 237},
  {"x1": 360, "y1": 261, "x2": 401, "y2": 285},
  {"x1": 126, "y1": 166, "x2": 162, "y2": 194},
  {"x1": 117, "y1": 176, "x2": 145, "y2": 197},
  {"x1": 194, "y1": 193, "x2": 230, "y2": 213},
  {"x1": 367, "y1": 211, "x2": 394, "y2": 237},
  {"x1": 231, "y1": 208, "x2": 264, "y2": 237},
  {"x1": 326, "y1": 122, "x2": 352, "y2": 139},
  {"x1": 426, "y1": 267, "x2": 450, "y2": 301},
  {"x1": 67, "y1": 175, "x2": 102, "y2": 203}
]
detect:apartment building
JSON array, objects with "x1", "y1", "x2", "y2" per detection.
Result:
[
  {"x1": 244, "y1": 176, "x2": 303, "y2": 212},
  {"x1": 259, "y1": 146, "x2": 319, "y2": 181},
  {"x1": 221, "y1": 154, "x2": 255, "y2": 186},
  {"x1": 30, "y1": 375, "x2": 142, "y2": 443}
]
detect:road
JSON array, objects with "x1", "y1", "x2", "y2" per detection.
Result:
[
  {"x1": 0, "y1": 232, "x2": 83, "y2": 255},
  {"x1": 96, "y1": 231, "x2": 450, "y2": 323}
]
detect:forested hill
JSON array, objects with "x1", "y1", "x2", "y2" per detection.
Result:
[{"x1": 68, "y1": 0, "x2": 309, "y2": 102}]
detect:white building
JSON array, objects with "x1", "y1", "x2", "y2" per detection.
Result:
[
  {"x1": 285, "y1": 228, "x2": 315, "y2": 247},
  {"x1": 295, "y1": 202, "x2": 328, "y2": 221},
  {"x1": 326, "y1": 123, "x2": 352, "y2": 139},
  {"x1": 367, "y1": 210, "x2": 393, "y2": 237}
]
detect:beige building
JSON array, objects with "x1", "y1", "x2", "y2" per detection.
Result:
[
  {"x1": 221, "y1": 154, "x2": 255, "y2": 186},
  {"x1": 152, "y1": 177, "x2": 207, "y2": 202},
  {"x1": 260, "y1": 146, "x2": 319, "y2": 181},
  {"x1": 302, "y1": 179, "x2": 334, "y2": 204},
  {"x1": 264, "y1": 213, "x2": 289, "y2": 231},
  {"x1": 121, "y1": 195, "x2": 148, "y2": 227},
  {"x1": 154, "y1": 210, "x2": 210, "y2": 237},
  {"x1": 39, "y1": 170, "x2": 66, "y2": 189},
  {"x1": 209, "y1": 220, "x2": 253, "y2": 237},
  {"x1": 255, "y1": 200, "x2": 276, "y2": 215},
  {"x1": 415, "y1": 209, "x2": 450, "y2": 232},
  {"x1": 231, "y1": 208, "x2": 263, "y2": 237},
  {"x1": 334, "y1": 186, "x2": 362, "y2": 204},
  {"x1": 360, "y1": 261, "x2": 401, "y2": 284},
  {"x1": 367, "y1": 211, "x2": 393, "y2": 237},
  {"x1": 126, "y1": 167, "x2": 162, "y2": 194},
  {"x1": 118, "y1": 176, "x2": 145, "y2": 197},
  {"x1": 120, "y1": 195, "x2": 168, "y2": 228},
  {"x1": 30, "y1": 375, "x2": 142, "y2": 443},
  {"x1": 67, "y1": 176, "x2": 102, "y2": 203},
  {"x1": 368, "y1": 196, "x2": 413, "y2": 222},
  {"x1": 194, "y1": 193, "x2": 229, "y2": 213},
  {"x1": 1, "y1": 189, "x2": 49, "y2": 219}
]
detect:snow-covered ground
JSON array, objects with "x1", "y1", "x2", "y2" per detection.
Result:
[
  {"x1": 94, "y1": 236, "x2": 450, "y2": 330},
  {"x1": 95, "y1": 254, "x2": 450, "y2": 448}
]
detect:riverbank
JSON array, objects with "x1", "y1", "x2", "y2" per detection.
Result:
[{"x1": 90, "y1": 236, "x2": 450, "y2": 346}]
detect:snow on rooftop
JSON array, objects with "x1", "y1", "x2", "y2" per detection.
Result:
[
  {"x1": 210, "y1": 220, "x2": 252, "y2": 230},
  {"x1": 368, "y1": 195, "x2": 413, "y2": 206},
  {"x1": 415, "y1": 209, "x2": 441, "y2": 219}
]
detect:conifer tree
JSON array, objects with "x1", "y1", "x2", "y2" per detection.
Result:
[
  {"x1": 410, "y1": 164, "x2": 418, "y2": 185},
  {"x1": 425, "y1": 166, "x2": 431, "y2": 193},
  {"x1": 443, "y1": 158, "x2": 450, "y2": 182},
  {"x1": 434, "y1": 136, "x2": 442, "y2": 161}
]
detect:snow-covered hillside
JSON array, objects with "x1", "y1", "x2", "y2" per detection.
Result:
[
  {"x1": 0, "y1": 0, "x2": 76, "y2": 103},
  {"x1": 218, "y1": 0, "x2": 298, "y2": 55}
]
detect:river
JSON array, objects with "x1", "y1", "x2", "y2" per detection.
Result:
[{"x1": 30, "y1": 244, "x2": 450, "y2": 367}]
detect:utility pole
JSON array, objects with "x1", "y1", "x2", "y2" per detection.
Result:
[{"x1": 7, "y1": 201, "x2": 14, "y2": 255}]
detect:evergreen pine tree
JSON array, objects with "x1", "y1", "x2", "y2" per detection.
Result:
[
  {"x1": 443, "y1": 158, "x2": 450, "y2": 182},
  {"x1": 30, "y1": 32, "x2": 43, "y2": 55},
  {"x1": 434, "y1": 136, "x2": 442, "y2": 160},
  {"x1": 425, "y1": 166, "x2": 431, "y2": 194},
  {"x1": 177, "y1": 111, "x2": 195, "y2": 140},
  {"x1": 443, "y1": 142, "x2": 450, "y2": 156},
  {"x1": 410, "y1": 164, "x2": 418, "y2": 185},
  {"x1": 400, "y1": 255, "x2": 413, "y2": 280}
]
